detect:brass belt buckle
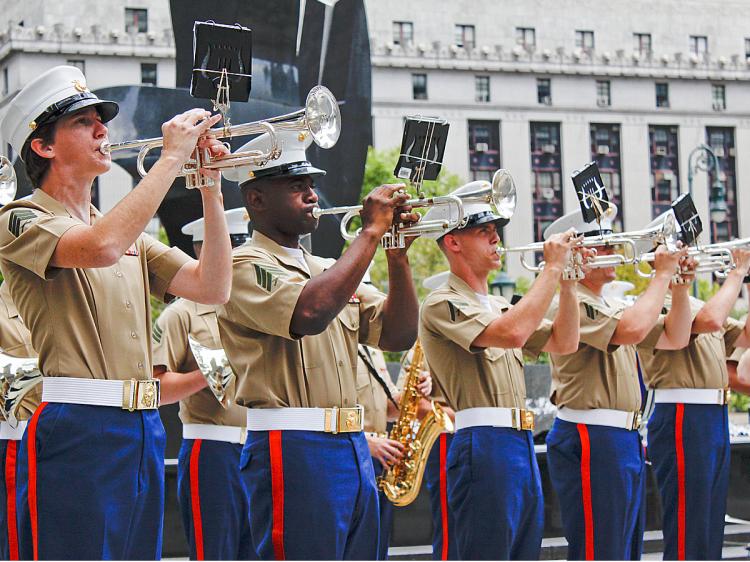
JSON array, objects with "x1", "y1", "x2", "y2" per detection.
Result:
[
  {"x1": 239, "y1": 427, "x2": 247, "y2": 445},
  {"x1": 631, "y1": 411, "x2": 643, "y2": 431},
  {"x1": 325, "y1": 406, "x2": 364, "y2": 433},
  {"x1": 723, "y1": 388, "x2": 731, "y2": 405},
  {"x1": 122, "y1": 379, "x2": 159, "y2": 411},
  {"x1": 512, "y1": 408, "x2": 535, "y2": 431}
]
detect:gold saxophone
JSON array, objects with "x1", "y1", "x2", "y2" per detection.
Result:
[{"x1": 378, "y1": 340, "x2": 454, "y2": 506}]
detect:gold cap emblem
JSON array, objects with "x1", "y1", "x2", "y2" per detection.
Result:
[
  {"x1": 243, "y1": 211, "x2": 250, "y2": 221},
  {"x1": 72, "y1": 79, "x2": 89, "y2": 93},
  {"x1": 28, "y1": 121, "x2": 37, "y2": 130},
  {"x1": 247, "y1": 170, "x2": 255, "y2": 179},
  {"x1": 298, "y1": 132, "x2": 307, "y2": 142}
]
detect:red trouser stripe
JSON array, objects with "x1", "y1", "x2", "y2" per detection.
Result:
[
  {"x1": 269, "y1": 430, "x2": 286, "y2": 560},
  {"x1": 577, "y1": 424, "x2": 595, "y2": 561},
  {"x1": 27, "y1": 402, "x2": 47, "y2": 562},
  {"x1": 675, "y1": 404, "x2": 686, "y2": 560},
  {"x1": 189, "y1": 439, "x2": 205, "y2": 560},
  {"x1": 5, "y1": 440, "x2": 18, "y2": 560},
  {"x1": 439, "y1": 433, "x2": 449, "y2": 560}
]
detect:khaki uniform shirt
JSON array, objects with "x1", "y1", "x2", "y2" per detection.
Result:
[
  {"x1": 152, "y1": 298, "x2": 246, "y2": 427},
  {"x1": 546, "y1": 284, "x2": 665, "y2": 411},
  {"x1": 0, "y1": 189, "x2": 191, "y2": 380},
  {"x1": 218, "y1": 231, "x2": 386, "y2": 409},
  {"x1": 419, "y1": 273, "x2": 552, "y2": 411},
  {"x1": 638, "y1": 296, "x2": 743, "y2": 389},
  {"x1": 356, "y1": 345, "x2": 398, "y2": 433},
  {"x1": 0, "y1": 282, "x2": 39, "y2": 420}
]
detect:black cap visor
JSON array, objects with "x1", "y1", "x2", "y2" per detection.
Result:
[
  {"x1": 240, "y1": 160, "x2": 326, "y2": 187},
  {"x1": 34, "y1": 92, "x2": 119, "y2": 130}
]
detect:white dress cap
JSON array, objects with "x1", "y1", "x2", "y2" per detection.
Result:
[
  {"x1": 422, "y1": 270, "x2": 451, "y2": 290},
  {"x1": 1, "y1": 65, "x2": 118, "y2": 160},
  {"x1": 181, "y1": 206, "x2": 251, "y2": 243},
  {"x1": 543, "y1": 204, "x2": 619, "y2": 240},
  {"x1": 421, "y1": 180, "x2": 507, "y2": 241},
  {"x1": 222, "y1": 129, "x2": 326, "y2": 186}
]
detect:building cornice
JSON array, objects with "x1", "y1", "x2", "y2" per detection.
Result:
[
  {"x1": 371, "y1": 43, "x2": 750, "y2": 82},
  {"x1": 0, "y1": 24, "x2": 175, "y2": 61}
]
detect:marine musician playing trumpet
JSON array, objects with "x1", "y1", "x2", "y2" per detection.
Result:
[
  {"x1": 0, "y1": 65, "x2": 232, "y2": 560},
  {"x1": 419, "y1": 180, "x2": 583, "y2": 560},
  {"x1": 543, "y1": 206, "x2": 695, "y2": 561},
  {"x1": 217, "y1": 129, "x2": 419, "y2": 560},
  {"x1": 635, "y1": 213, "x2": 750, "y2": 561}
]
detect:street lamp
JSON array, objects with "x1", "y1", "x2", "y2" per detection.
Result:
[
  {"x1": 489, "y1": 270, "x2": 516, "y2": 301},
  {"x1": 687, "y1": 143, "x2": 727, "y2": 224}
]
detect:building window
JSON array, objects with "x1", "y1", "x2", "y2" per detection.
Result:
[
  {"x1": 590, "y1": 124, "x2": 623, "y2": 231},
  {"x1": 634, "y1": 33, "x2": 652, "y2": 57},
  {"x1": 392, "y1": 21, "x2": 413, "y2": 47},
  {"x1": 125, "y1": 8, "x2": 148, "y2": 33},
  {"x1": 475, "y1": 75, "x2": 490, "y2": 103},
  {"x1": 2, "y1": 67, "x2": 7, "y2": 97},
  {"x1": 530, "y1": 122, "x2": 563, "y2": 242},
  {"x1": 412, "y1": 73, "x2": 427, "y2": 100},
  {"x1": 66, "y1": 59, "x2": 85, "y2": 75},
  {"x1": 656, "y1": 82, "x2": 669, "y2": 108},
  {"x1": 575, "y1": 30, "x2": 595, "y2": 52},
  {"x1": 712, "y1": 84, "x2": 726, "y2": 111},
  {"x1": 537, "y1": 78, "x2": 551, "y2": 105},
  {"x1": 454, "y1": 24, "x2": 475, "y2": 50},
  {"x1": 689, "y1": 35, "x2": 708, "y2": 56},
  {"x1": 745, "y1": 38, "x2": 750, "y2": 61},
  {"x1": 516, "y1": 27, "x2": 536, "y2": 50},
  {"x1": 141, "y1": 63, "x2": 157, "y2": 86},
  {"x1": 706, "y1": 127, "x2": 737, "y2": 242},
  {"x1": 468, "y1": 120, "x2": 500, "y2": 181},
  {"x1": 596, "y1": 80, "x2": 611, "y2": 107},
  {"x1": 649, "y1": 125, "x2": 680, "y2": 219}
]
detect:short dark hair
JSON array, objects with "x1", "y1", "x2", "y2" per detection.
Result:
[{"x1": 21, "y1": 121, "x2": 57, "y2": 188}]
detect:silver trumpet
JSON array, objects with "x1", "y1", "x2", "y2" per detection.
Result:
[
  {"x1": 312, "y1": 168, "x2": 517, "y2": 250},
  {"x1": 99, "y1": 85, "x2": 341, "y2": 189},
  {"x1": 638, "y1": 245, "x2": 735, "y2": 278},
  {"x1": 188, "y1": 337, "x2": 235, "y2": 408},
  {"x1": 498, "y1": 236, "x2": 638, "y2": 281},
  {"x1": 0, "y1": 351, "x2": 42, "y2": 428}
]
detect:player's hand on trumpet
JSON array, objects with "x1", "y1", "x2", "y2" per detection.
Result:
[
  {"x1": 542, "y1": 228, "x2": 579, "y2": 272},
  {"x1": 160, "y1": 109, "x2": 222, "y2": 169},
  {"x1": 653, "y1": 244, "x2": 687, "y2": 278},
  {"x1": 732, "y1": 248, "x2": 750, "y2": 277},
  {"x1": 673, "y1": 254, "x2": 698, "y2": 287},
  {"x1": 360, "y1": 184, "x2": 420, "y2": 244}
]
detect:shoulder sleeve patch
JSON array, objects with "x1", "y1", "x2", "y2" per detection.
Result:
[
  {"x1": 253, "y1": 263, "x2": 288, "y2": 293},
  {"x1": 583, "y1": 302, "x2": 599, "y2": 320},
  {"x1": 8, "y1": 209, "x2": 38, "y2": 237},
  {"x1": 152, "y1": 321, "x2": 163, "y2": 344}
]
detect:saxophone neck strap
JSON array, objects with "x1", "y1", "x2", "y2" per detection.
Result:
[{"x1": 358, "y1": 347, "x2": 400, "y2": 410}]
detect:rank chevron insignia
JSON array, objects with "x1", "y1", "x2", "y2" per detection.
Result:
[
  {"x1": 447, "y1": 300, "x2": 469, "y2": 322},
  {"x1": 583, "y1": 302, "x2": 598, "y2": 320},
  {"x1": 152, "y1": 322, "x2": 163, "y2": 344},
  {"x1": 8, "y1": 209, "x2": 38, "y2": 237},
  {"x1": 253, "y1": 263, "x2": 287, "y2": 293}
]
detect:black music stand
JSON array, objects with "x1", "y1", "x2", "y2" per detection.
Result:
[
  {"x1": 191, "y1": 21, "x2": 253, "y2": 126},
  {"x1": 571, "y1": 161, "x2": 612, "y2": 234},
  {"x1": 394, "y1": 116, "x2": 449, "y2": 197},
  {"x1": 671, "y1": 193, "x2": 702, "y2": 246}
]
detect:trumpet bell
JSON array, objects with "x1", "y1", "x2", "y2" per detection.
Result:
[
  {"x1": 0, "y1": 156, "x2": 17, "y2": 206},
  {"x1": 188, "y1": 337, "x2": 235, "y2": 408},
  {"x1": 305, "y1": 85, "x2": 341, "y2": 149},
  {"x1": 491, "y1": 169, "x2": 517, "y2": 220}
]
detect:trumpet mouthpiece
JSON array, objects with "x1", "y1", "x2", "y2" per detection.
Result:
[{"x1": 98, "y1": 143, "x2": 111, "y2": 154}]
